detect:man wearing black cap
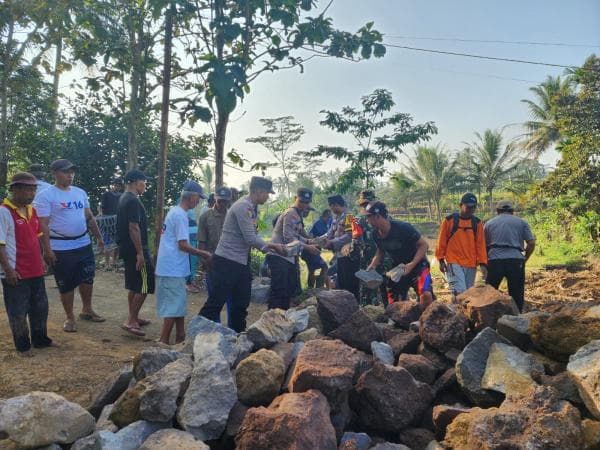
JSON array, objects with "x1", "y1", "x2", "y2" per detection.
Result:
[
  {"x1": 435, "y1": 193, "x2": 487, "y2": 301},
  {"x1": 484, "y1": 200, "x2": 536, "y2": 312},
  {"x1": 199, "y1": 176, "x2": 285, "y2": 331},
  {"x1": 0, "y1": 172, "x2": 53, "y2": 355},
  {"x1": 268, "y1": 187, "x2": 321, "y2": 310},
  {"x1": 198, "y1": 186, "x2": 233, "y2": 326},
  {"x1": 116, "y1": 170, "x2": 154, "y2": 336},
  {"x1": 99, "y1": 177, "x2": 124, "y2": 269},
  {"x1": 34, "y1": 159, "x2": 106, "y2": 332},
  {"x1": 365, "y1": 201, "x2": 434, "y2": 309},
  {"x1": 321, "y1": 194, "x2": 360, "y2": 300}
]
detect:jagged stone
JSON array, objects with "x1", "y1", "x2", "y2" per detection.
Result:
[
  {"x1": 88, "y1": 365, "x2": 133, "y2": 419},
  {"x1": 371, "y1": 341, "x2": 395, "y2": 365},
  {"x1": 567, "y1": 339, "x2": 600, "y2": 419},
  {"x1": 96, "y1": 404, "x2": 118, "y2": 433},
  {"x1": 432, "y1": 404, "x2": 471, "y2": 440},
  {"x1": 294, "y1": 327, "x2": 320, "y2": 343},
  {"x1": 328, "y1": 310, "x2": 383, "y2": 353},
  {"x1": 236, "y1": 349, "x2": 286, "y2": 406},
  {"x1": 583, "y1": 419, "x2": 600, "y2": 450},
  {"x1": 456, "y1": 285, "x2": 518, "y2": 331},
  {"x1": 339, "y1": 432, "x2": 372, "y2": 450},
  {"x1": 316, "y1": 290, "x2": 359, "y2": 333},
  {"x1": 397, "y1": 354, "x2": 439, "y2": 385},
  {"x1": 246, "y1": 309, "x2": 296, "y2": 350},
  {"x1": 398, "y1": 427, "x2": 436, "y2": 450},
  {"x1": 133, "y1": 348, "x2": 181, "y2": 380},
  {"x1": 419, "y1": 303, "x2": 467, "y2": 353},
  {"x1": 496, "y1": 312, "x2": 547, "y2": 350},
  {"x1": 138, "y1": 429, "x2": 209, "y2": 450},
  {"x1": 286, "y1": 308, "x2": 310, "y2": 333},
  {"x1": 362, "y1": 304, "x2": 387, "y2": 323},
  {"x1": 388, "y1": 331, "x2": 420, "y2": 357},
  {"x1": 386, "y1": 301, "x2": 421, "y2": 329}
]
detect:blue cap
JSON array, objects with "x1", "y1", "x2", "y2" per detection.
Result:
[
  {"x1": 182, "y1": 180, "x2": 206, "y2": 199},
  {"x1": 215, "y1": 186, "x2": 232, "y2": 201}
]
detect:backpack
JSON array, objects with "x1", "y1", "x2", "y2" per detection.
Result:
[{"x1": 445, "y1": 212, "x2": 480, "y2": 242}]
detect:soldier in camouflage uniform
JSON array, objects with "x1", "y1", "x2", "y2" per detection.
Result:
[{"x1": 354, "y1": 190, "x2": 383, "y2": 305}]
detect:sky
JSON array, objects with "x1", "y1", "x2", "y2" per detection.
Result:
[{"x1": 189, "y1": 0, "x2": 599, "y2": 188}]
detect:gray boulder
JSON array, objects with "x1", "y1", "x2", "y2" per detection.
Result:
[
  {"x1": 567, "y1": 339, "x2": 600, "y2": 419},
  {"x1": 371, "y1": 342, "x2": 395, "y2": 366},
  {"x1": 139, "y1": 356, "x2": 193, "y2": 422},
  {"x1": 286, "y1": 308, "x2": 310, "y2": 333},
  {"x1": 496, "y1": 312, "x2": 547, "y2": 350},
  {"x1": 177, "y1": 349, "x2": 237, "y2": 440},
  {"x1": 339, "y1": 431, "x2": 372, "y2": 450},
  {"x1": 246, "y1": 309, "x2": 296, "y2": 349},
  {"x1": 455, "y1": 327, "x2": 509, "y2": 406},
  {"x1": 88, "y1": 365, "x2": 133, "y2": 418},
  {"x1": 133, "y1": 348, "x2": 181, "y2": 380},
  {"x1": 0, "y1": 391, "x2": 95, "y2": 448},
  {"x1": 96, "y1": 404, "x2": 118, "y2": 433}
]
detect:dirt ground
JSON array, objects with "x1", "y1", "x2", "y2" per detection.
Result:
[
  {"x1": 0, "y1": 269, "x2": 267, "y2": 408},
  {"x1": 0, "y1": 260, "x2": 598, "y2": 411}
]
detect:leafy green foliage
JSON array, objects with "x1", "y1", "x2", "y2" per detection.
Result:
[{"x1": 309, "y1": 89, "x2": 437, "y2": 193}]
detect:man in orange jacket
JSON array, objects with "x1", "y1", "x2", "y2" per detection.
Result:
[{"x1": 435, "y1": 193, "x2": 488, "y2": 301}]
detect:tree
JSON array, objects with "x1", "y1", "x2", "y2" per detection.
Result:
[
  {"x1": 464, "y1": 128, "x2": 521, "y2": 212},
  {"x1": 246, "y1": 116, "x2": 304, "y2": 198},
  {"x1": 177, "y1": 1, "x2": 387, "y2": 188},
  {"x1": 521, "y1": 75, "x2": 573, "y2": 158},
  {"x1": 402, "y1": 145, "x2": 456, "y2": 222},
  {"x1": 197, "y1": 163, "x2": 214, "y2": 191},
  {"x1": 309, "y1": 89, "x2": 437, "y2": 193}
]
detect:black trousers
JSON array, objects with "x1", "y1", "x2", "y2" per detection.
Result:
[
  {"x1": 266, "y1": 255, "x2": 298, "y2": 310},
  {"x1": 337, "y1": 256, "x2": 360, "y2": 301},
  {"x1": 2, "y1": 277, "x2": 52, "y2": 352},
  {"x1": 199, "y1": 255, "x2": 252, "y2": 332},
  {"x1": 486, "y1": 258, "x2": 526, "y2": 312}
]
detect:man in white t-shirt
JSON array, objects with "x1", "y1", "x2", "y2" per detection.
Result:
[
  {"x1": 155, "y1": 180, "x2": 211, "y2": 345},
  {"x1": 34, "y1": 159, "x2": 106, "y2": 333}
]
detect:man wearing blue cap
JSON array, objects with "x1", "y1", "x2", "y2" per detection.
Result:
[
  {"x1": 155, "y1": 180, "x2": 212, "y2": 344},
  {"x1": 268, "y1": 187, "x2": 320, "y2": 310}
]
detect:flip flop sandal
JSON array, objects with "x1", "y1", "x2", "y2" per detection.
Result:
[
  {"x1": 138, "y1": 318, "x2": 152, "y2": 327},
  {"x1": 63, "y1": 320, "x2": 77, "y2": 333},
  {"x1": 120, "y1": 324, "x2": 146, "y2": 337},
  {"x1": 79, "y1": 312, "x2": 106, "y2": 322}
]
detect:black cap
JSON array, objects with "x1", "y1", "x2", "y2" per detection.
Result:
[
  {"x1": 297, "y1": 187, "x2": 313, "y2": 203},
  {"x1": 250, "y1": 176, "x2": 275, "y2": 194},
  {"x1": 50, "y1": 159, "x2": 77, "y2": 172},
  {"x1": 356, "y1": 189, "x2": 377, "y2": 206},
  {"x1": 182, "y1": 180, "x2": 207, "y2": 199},
  {"x1": 460, "y1": 192, "x2": 478, "y2": 206},
  {"x1": 364, "y1": 201, "x2": 388, "y2": 216},
  {"x1": 124, "y1": 169, "x2": 147, "y2": 183},
  {"x1": 327, "y1": 194, "x2": 345, "y2": 206},
  {"x1": 215, "y1": 186, "x2": 232, "y2": 201}
]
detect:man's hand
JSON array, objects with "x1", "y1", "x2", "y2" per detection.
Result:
[
  {"x1": 5, "y1": 268, "x2": 19, "y2": 286},
  {"x1": 268, "y1": 243, "x2": 286, "y2": 255},
  {"x1": 44, "y1": 249, "x2": 57, "y2": 267},
  {"x1": 303, "y1": 244, "x2": 320, "y2": 256},
  {"x1": 136, "y1": 253, "x2": 145, "y2": 271},
  {"x1": 403, "y1": 261, "x2": 416, "y2": 275},
  {"x1": 96, "y1": 240, "x2": 105, "y2": 255},
  {"x1": 439, "y1": 259, "x2": 447, "y2": 273}
]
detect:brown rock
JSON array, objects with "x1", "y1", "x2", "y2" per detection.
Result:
[
  {"x1": 432, "y1": 368, "x2": 457, "y2": 396},
  {"x1": 583, "y1": 419, "x2": 600, "y2": 450},
  {"x1": 456, "y1": 285, "x2": 518, "y2": 331},
  {"x1": 380, "y1": 324, "x2": 405, "y2": 342},
  {"x1": 567, "y1": 339, "x2": 600, "y2": 419},
  {"x1": 388, "y1": 331, "x2": 420, "y2": 357},
  {"x1": 270, "y1": 342, "x2": 297, "y2": 371},
  {"x1": 386, "y1": 301, "x2": 421, "y2": 329},
  {"x1": 138, "y1": 429, "x2": 209, "y2": 450},
  {"x1": 362, "y1": 304, "x2": 387, "y2": 323},
  {"x1": 529, "y1": 305, "x2": 600, "y2": 362},
  {"x1": 317, "y1": 290, "x2": 359, "y2": 333},
  {"x1": 537, "y1": 372, "x2": 583, "y2": 405},
  {"x1": 236, "y1": 390, "x2": 337, "y2": 450},
  {"x1": 351, "y1": 362, "x2": 433, "y2": 433},
  {"x1": 432, "y1": 404, "x2": 471, "y2": 440},
  {"x1": 444, "y1": 386, "x2": 583, "y2": 449},
  {"x1": 397, "y1": 354, "x2": 439, "y2": 385},
  {"x1": 109, "y1": 382, "x2": 146, "y2": 428},
  {"x1": 328, "y1": 310, "x2": 383, "y2": 353},
  {"x1": 224, "y1": 401, "x2": 249, "y2": 440},
  {"x1": 398, "y1": 427, "x2": 436, "y2": 450},
  {"x1": 417, "y1": 343, "x2": 450, "y2": 372},
  {"x1": 528, "y1": 350, "x2": 565, "y2": 375},
  {"x1": 236, "y1": 349, "x2": 286, "y2": 406},
  {"x1": 419, "y1": 303, "x2": 468, "y2": 353}
]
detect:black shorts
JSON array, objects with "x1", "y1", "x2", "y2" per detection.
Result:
[
  {"x1": 53, "y1": 245, "x2": 96, "y2": 294},
  {"x1": 386, "y1": 260, "x2": 434, "y2": 303},
  {"x1": 123, "y1": 250, "x2": 155, "y2": 294}
]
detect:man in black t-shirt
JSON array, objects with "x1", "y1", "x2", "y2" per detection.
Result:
[
  {"x1": 99, "y1": 177, "x2": 123, "y2": 268},
  {"x1": 115, "y1": 170, "x2": 155, "y2": 337},
  {"x1": 365, "y1": 201, "x2": 434, "y2": 309}
]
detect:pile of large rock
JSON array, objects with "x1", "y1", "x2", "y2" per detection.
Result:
[{"x1": 2, "y1": 286, "x2": 600, "y2": 450}]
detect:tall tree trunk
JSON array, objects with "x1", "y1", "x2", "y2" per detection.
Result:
[
  {"x1": 427, "y1": 198, "x2": 433, "y2": 220},
  {"x1": 0, "y1": 16, "x2": 14, "y2": 188},
  {"x1": 214, "y1": 108, "x2": 229, "y2": 190},
  {"x1": 126, "y1": 6, "x2": 142, "y2": 169},
  {"x1": 154, "y1": 3, "x2": 174, "y2": 257},
  {"x1": 489, "y1": 188, "x2": 494, "y2": 213},
  {"x1": 49, "y1": 36, "x2": 62, "y2": 134}
]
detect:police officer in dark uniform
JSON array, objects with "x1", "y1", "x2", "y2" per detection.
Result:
[{"x1": 355, "y1": 190, "x2": 383, "y2": 305}]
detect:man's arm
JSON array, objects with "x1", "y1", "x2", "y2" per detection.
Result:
[
  {"x1": 0, "y1": 245, "x2": 18, "y2": 286},
  {"x1": 435, "y1": 219, "x2": 449, "y2": 273},
  {"x1": 404, "y1": 237, "x2": 429, "y2": 273},
  {"x1": 85, "y1": 208, "x2": 104, "y2": 249},
  {"x1": 38, "y1": 217, "x2": 56, "y2": 266},
  {"x1": 367, "y1": 247, "x2": 384, "y2": 271},
  {"x1": 178, "y1": 240, "x2": 211, "y2": 260},
  {"x1": 128, "y1": 222, "x2": 145, "y2": 270},
  {"x1": 524, "y1": 239, "x2": 536, "y2": 262}
]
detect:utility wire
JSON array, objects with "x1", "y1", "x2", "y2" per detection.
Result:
[
  {"x1": 384, "y1": 42, "x2": 588, "y2": 70},
  {"x1": 384, "y1": 34, "x2": 600, "y2": 48}
]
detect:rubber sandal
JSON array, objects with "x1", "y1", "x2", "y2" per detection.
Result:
[
  {"x1": 120, "y1": 324, "x2": 145, "y2": 337},
  {"x1": 63, "y1": 320, "x2": 77, "y2": 333},
  {"x1": 79, "y1": 312, "x2": 106, "y2": 322},
  {"x1": 138, "y1": 318, "x2": 152, "y2": 327}
]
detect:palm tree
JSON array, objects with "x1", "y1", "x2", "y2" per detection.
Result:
[
  {"x1": 403, "y1": 145, "x2": 457, "y2": 222},
  {"x1": 198, "y1": 163, "x2": 214, "y2": 191},
  {"x1": 521, "y1": 75, "x2": 573, "y2": 158},
  {"x1": 465, "y1": 129, "x2": 521, "y2": 212}
]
